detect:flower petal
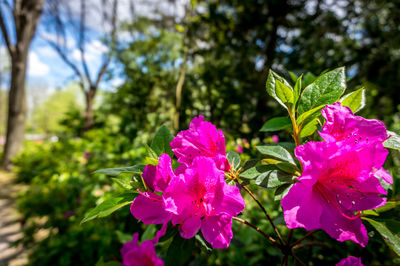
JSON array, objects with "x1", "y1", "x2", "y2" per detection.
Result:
[
  {"x1": 179, "y1": 216, "x2": 202, "y2": 239},
  {"x1": 201, "y1": 214, "x2": 233, "y2": 249},
  {"x1": 131, "y1": 193, "x2": 171, "y2": 224}
]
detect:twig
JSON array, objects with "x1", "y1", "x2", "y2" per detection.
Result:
[
  {"x1": 292, "y1": 241, "x2": 331, "y2": 251},
  {"x1": 291, "y1": 229, "x2": 319, "y2": 247},
  {"x1": 286, "y1": 229, "x2": 293, "y2": 245},
  {"x1": 292, "y1": 252, "x2": 306, "y2": 266},
  {"x1": 232, "y1": 217, "x2": 281, "y2": 249},
  {"x1": 241, "y1": 185, "x2": 284, "y2": 245},
  {"x1": 280, "y1": 255, "x2": 288, "y2": 266}
]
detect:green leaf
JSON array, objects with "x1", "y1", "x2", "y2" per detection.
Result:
[
  {"x1": 240, "y1": 165, "x2": 275, "y2": 180},
  {"x1": 260, "y1": 117, "x2": 291, "y2": 132},
  {"x1": 141, "y1": 224, "x2": 156, "y2": 241},
  {"x1": 275, "y1": 79, "x2": 294, "y2": 107},
  {"x1": 266, "y1": 70, "x2": 293, "y2": 110},
  {"x1": 151, "y1": 125, "x2": 174, "y2": 157},
  {"x1": 340, "y1": 88, "x2": 366, "y2": 113},
  {"x1": 256, "y1": 144, "x2": 296, "y2": 165},
  {"x1": 241, "y1": 159, "x2": 258, "y2": 172},
  {"x1": 227, "y1": 150, "x2": 241, "y2": 170},
  {"x1": 255, "y1": 170, "x2": 293, "y2": 189},
  {"x1": 195, "y1": 234, "x2": 212, "y2": 252},
  {"x1": 375, "y1": 201, "x2": 400, "y2": 213},
  {"x1": 298, "y1": 67, "x2": 346, "y2": 114},
  {"x1": 384, "y1": 131, "x2": 400, "y2": 151},
  {"x1": 289, "y1": 71, "x2": 298, "y2": 83},
  {"x1": 143, "y1": 156, "x2": 159, "y2": 166},
  {"x1": 95, "y1": 165, "x2": 145, "y2": 176},
  {"x1": 81, "y1": 193, "x2": 136, "y2": 224},
  {"x1": 294, "y1": 74, "x2": 302, "y2": 102},
  {"x1": 300, "y1": 118, "x2": 319, "y2": 138},
  {"x1": 274, "y1": 183, "x2": 293, "y2": 201},
  {"x1": 363, "y1": 217, "x2": 400, "y2": 256},
  {"x1": 116, "y1": 230, "x2": 133, "y2": 243},
  {"x1": 261, "y1": 158, "x2": 300, "y2": 175},
  {"x1": 145, "y1": 144, "x2": 159, "y2": 160},
  {"x1": 112, "y1": 175, "x2": 133, "y2": 190},
  {"x1": 166, "y1": 234, "x2": 195, "y2": 266},
  {"x1": 296, "y1": 105, "x2": 325, "y2": 125}
]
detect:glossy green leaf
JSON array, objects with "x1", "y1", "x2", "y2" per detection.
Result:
[
  {"x1": 141, "y1": 224, "x2": 156, "y2": 241},
  {"x1": 275, "y1": 79, "x2": 294, "y2": 107},
  {"x1": 340, "y1": 88, "x2": 366, "y2": 113},
  {"x1": 81, "y1": 193, "x2": 136, "y2": 224},
  {"x1": 384, "y1": 131, "x2": 400, "y2": 151},
  {"x1": 256, "y1": 144, "x2": 296, "y2": 165},
  {"x1": 296, "y1": 105, "x2": 325, "y2": 125},
  {"x1": 241, "y1": 159, "x2": 258, "y2": 172},
  {"x1": 274, "y1": 183, "x2": 293, "y2": 201},
  {"x1": 300, "y1": 118, "x2": 319, "y2": 138},
  {"x1": 227, "y1": 150, "x2": 241, "y2": 170},
  {"x1": 262, "y1": 158, "x2": 300, "y2": 175},
  {"x1": 145, "y1": 144, "x2": 159, "y2": 160},
  {"x1": 266, "y1": 70, "x2": 293, "y2": 110},
  {"x1": 260, "y1": 117, "x2": 291, "y2": 132},
  {"x1": 151, "y1": 125, "x2": 174, "y2": 157},
  {"x1": 95, "y1": 165, "x2": 145, "y2": 176},
  {"x1": 116, "y1": 230, "x2": 133, "y2": 244},
  {"x1": 255, "y1": 169, "x2": 293, "y2": 189},
  {"x1": 375, "y1": 201, "x2": 400, "y2": 213},
  {"x1": 195, "y1": 234, "x2": 212, "y2": 252},
  {"x1": 166, "y1": 234, "x2": 195, "y2": 266},
  {"x1": 298, "y1": 67, "x2": 346, "y2": 114},
  {"x1": 240, "y1": 165, "x2": 275, "y2": 180},
  {"x1": 363, "y1": 217, "x2": 400, "y2": 256},
  {"x1": 112, "y1": 175, "x2": 133, "y2": 190}
]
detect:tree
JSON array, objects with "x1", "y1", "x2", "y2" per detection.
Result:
[
  {"x1": 0, "y1": 0, "x2": 44, "y2": 170},
  {"x1": 42, "y1": 0, "x2": 118, "y2": 132}
]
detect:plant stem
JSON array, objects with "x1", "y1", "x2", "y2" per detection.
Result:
[
  {"x1": 232, "y1": 217, "x2": 281, "y2": 249},
  {"x1": 286, "y1": 229, "x2": 293, "y2": 245},
  {"x1": 240, "y1": 184, "x2": 284, "y2": 245},
  {"x1": 291, "y1": 229, "x2": 319, "y2": 247},
  {"x1": 292, "y1": 252, "x2": 306, "y2": 266},
  {"x1": 288, "y1": 109, "x2": 300, "y2": 147}
]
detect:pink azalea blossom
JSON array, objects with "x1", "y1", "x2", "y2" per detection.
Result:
[
  {"x1": 163, "y1": 157, "x2": 245, "y2": 248},
  {"x1": 236, "y1": 145, "x2": 244, "y2": 154},
  {"x1": 130, "y1": 154, "x2": 174, "y2": 225},
  {"x1": 320, "y1": 103, "x2": 392, "y2": 184},
  {"x1": 336, "y1": 256, "x2": 364, "y2": 266},
  {"x1": 272, "y1": 135, "x2": 279, "y2": 143},
  {"x1": 281, "y1": 140, "x2": 388, "y2": 247},
  {"x1": 170, "y1": 115, "x2": 230, "y2": 172},
  {"x1": 121, "y1": 233, "x2": 164, "y2": 266}
]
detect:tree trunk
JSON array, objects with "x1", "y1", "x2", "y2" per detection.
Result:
[
  {"x1": 2, "y1": 54, "x2": 27, "y2": 170},
  {"x1": 83, "y1": 89, "x2": 95, "y2": 132}
]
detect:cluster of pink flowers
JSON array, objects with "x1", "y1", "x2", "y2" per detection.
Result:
[
  {"x1": 282, "y1": 103, "x2": 392, "y2": 247},
  {"x1": 122, "y1": 116, "x2": 245, "y2": 265}
]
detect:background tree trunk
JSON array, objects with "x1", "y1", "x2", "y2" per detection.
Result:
[{"x1": 0, "y1": 0, "x2": 44, "y2": 170}]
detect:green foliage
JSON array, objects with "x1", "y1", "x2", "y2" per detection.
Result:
[
  {"x1": 363, "y1": 217, "x2": 400, "y2": 256},
  {"x1": 151, "y1": 125, "x2": 174, "y2": 157},
  {"x1": 298, "y1": 67, "x2": 346, "y2": 114},
  {"x1": 165, "y1": 234, "x2": 195, "y2": 266},
  {"x1": 384, "y1": 131, "x2": 400, "y2": 151},
  {"x1": 255, "y1": 144, "x2": 296, "y2": 166},
  {"x1": 227, "y1": 150, "x2": 241, "y2": 171},
  {"x1": 260, "y1": 117, "x2": 291, "y2": 132},
  {"x1": 340, "y1": 88, "x2": 366, "y2": 113}
]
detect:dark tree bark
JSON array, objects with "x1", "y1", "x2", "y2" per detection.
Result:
[{"x1": 0, "y1": 0, "x2": 44, "y2": 170}]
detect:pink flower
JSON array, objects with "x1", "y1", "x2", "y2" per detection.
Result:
[
  {"x1": 170, "y1": 115, "x2": 230, "y2": 172},
  {"x1": 130, "y1": 154, "x2": 174, "y2": 225},
  {"x1": 121, "y1": 233, "x2": 164, "y2": 266},
  {"x1": 163, "y1": 157, "x2": 245, "y2": 248},
  {"x1": 320, "y1": 103, "x2": 392, "y2": 184},
  {"x1": 272, "y1": 135, "x2": 279, "y2": 143},
  {"x1": 336, "y1": 256, "x2": 364, "y2": 266},
  {"x1": 236, "y1": 145, "x2": 244, "y2": 154},
  {"x1": 281, "y1": 140, "x2": 388, "y2": 247}
]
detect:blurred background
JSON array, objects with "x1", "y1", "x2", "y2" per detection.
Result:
[{"x1": 0, "y1": 0, "x2": 400, "y2": 265}]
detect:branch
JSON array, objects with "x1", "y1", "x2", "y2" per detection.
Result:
[
  {"x1": 79, "y1": 0, "x2": 92, "y2": 86},
  {"x1": 94, "y1": 0, "x2": 118, "y2": 89},
  {"x1": 46, "y1": 40, "x2": 85, "y2": 91},
  {"x1": 291, "y1": 229, "x2": 319, "y2": 248},
  {"x1": 232, "y1": 217, "x2": 281, "y2": 249},
  {"x1": 0, "y1": 4, "x2": 14, "y2": 54},
  {"x1": 240, "y1": 184, "x2": 284, "y2": 245}
]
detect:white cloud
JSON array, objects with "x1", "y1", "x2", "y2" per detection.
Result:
[{"x1": 28, "y1": 52, "x2": 50, "y2": 76}]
